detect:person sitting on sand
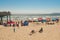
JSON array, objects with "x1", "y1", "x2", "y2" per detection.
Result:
[
  {"x1": 31, "y1": 30, "x2": 35, "y2": 34},
  {"x1": 3, "y1": 23, "x2": 7, "y2": 26},
  {"x1": 39, "y1": 27, "x2": 43, "y2": 33},
  {"x1": 13, "y1": 24, "x2": 15, "y2": 27},
  {"x1": 16, "y1": 24, "x2": 19, "y2": 27},
  {"x1": 10, "y1": 24, "x2": 11, "y2": 27}
]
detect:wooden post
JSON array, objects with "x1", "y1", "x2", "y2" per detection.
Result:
[
  {"x1": 9, "y1": 15, "x2": 11, "y2": 26},
  {"x1": 0, "y1": 17, "x2": 3, "y2": 24},
  {"x1": 9, "y1": 15, "x2": 11, "y2": 21},
  {"x1": 7, "y1": 16, "x2": 8, "y2": 23}
]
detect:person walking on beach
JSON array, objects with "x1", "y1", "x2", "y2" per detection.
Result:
[{"x1": 13, "y1": 27, "x2": 15, "y2": 32}]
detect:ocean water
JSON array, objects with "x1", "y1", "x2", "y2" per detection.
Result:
[{"x1": 2, "y1": 14, "x2": 60, "y2": 21}]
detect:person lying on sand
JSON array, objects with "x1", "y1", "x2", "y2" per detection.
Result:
[{"x1": 29, "y1": 30, "x2": 35, "y2": 35}]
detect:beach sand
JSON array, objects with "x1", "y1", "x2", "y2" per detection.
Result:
[{"x1": 0, "y1": 22, "x2": 60, "y2": 40}]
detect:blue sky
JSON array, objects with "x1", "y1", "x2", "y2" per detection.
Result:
[{"x1": 0, "y1": 0, "x2": 60, "y2": 14}]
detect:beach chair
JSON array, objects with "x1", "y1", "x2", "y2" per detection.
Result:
[
  {"x1": 56, "y1": 19, "x2": 59, "y2": 23},
  {"x1": 24, "y1": 21, "x2": 29, "y2": 26}
]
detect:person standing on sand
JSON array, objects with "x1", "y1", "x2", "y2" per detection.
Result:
[
  {"x1": 13, "y1": 27, "x2": 15, "y2": 32},
  {"x1": 13, "y1": 24, "x2": 16, "y2": 32}
]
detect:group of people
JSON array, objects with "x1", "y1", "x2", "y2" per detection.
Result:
[
  {"x1": 29, "y1": 27, "x2": 43, "y2": 36},
  {"x1": 3, "y1": 21, "x2": 20, "y2": 27}
]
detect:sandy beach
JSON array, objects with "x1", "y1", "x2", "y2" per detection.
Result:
[
  {"x1": 0, "y1": 0, "x2": 60, "y2": 40},
  {"x1": 0, "y1": 22, "x2": 60, "y2": 40}
]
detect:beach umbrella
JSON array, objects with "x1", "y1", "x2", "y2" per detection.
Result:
[
  {"x1": 53, "y1": 17, "x2": 59, "y2": 22},
  {"x1": 51, "y1": 18, "x2": 57, "y2": 21},
  {"x1": 38, "y1": 17, "x2": 43, "y2": 22},
  {"x1": 33, "y1": 20, "x2": 38, "y2": 22},
  {"x1": 28, "y1": 18, "x2": 33, "y2": 21},
  {"x1": 33, "y1": 18, "x2": 38, "y2": 22},
  {"x1": 33, "y1": 18, "x2": 37, "y2": 20},
  {"x1": 56, "y1": 18, "x2": 59, "y2": 23},
  {"x1": 28, "y1": 18, "x2": 32, "y2": 20},
  {"x1": 42, "y1": 20, "x2": 46, "y2": 22},
  {"x1": 46, "y1": 18, "x2": 51, "y2": 22},
  {"x1": 52, "y1": 18, "x2": 56, "y2": 20},
  {"x1": 28, "y1": 18, "x2": 33, "y2": 22},
  {"x1": 33, "y1": 18, "x2": 38, "y2": 21},
  {"x1": 38, "y1": 17, "x2": 43, "y2": 21},
  {"x1": 42, "y1": 17, "x2": 46, "y2": 20},
  {"x1": 42, "y1": 17, "x2": 46, "y2": 22}
]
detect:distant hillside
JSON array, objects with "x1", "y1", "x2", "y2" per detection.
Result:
[
  {"x1": 50, "y1": 13, "x2": 60, "y2": 16},
  {"x1": 51, "y1": 13, "x2": 60, "y2": 15},
  {"x1": 11, "y1": 13, "x2": 60, "y2": 16}
]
